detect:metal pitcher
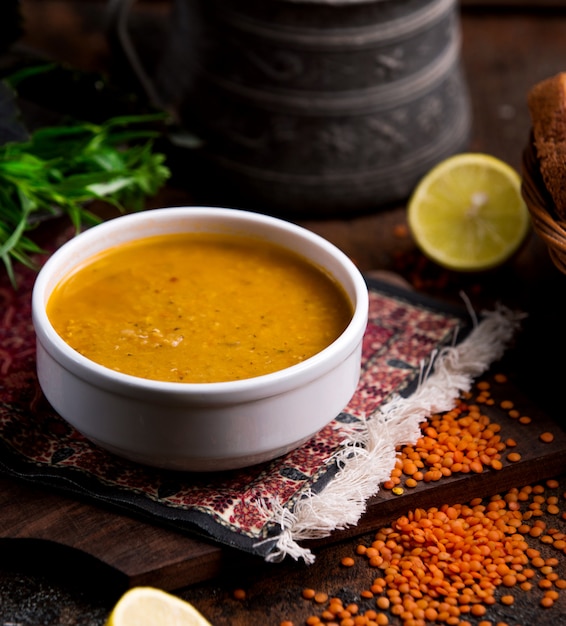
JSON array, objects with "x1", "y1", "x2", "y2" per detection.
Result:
[{"x1": 107, "y1": 0, "x2": 471, "y2": 217}]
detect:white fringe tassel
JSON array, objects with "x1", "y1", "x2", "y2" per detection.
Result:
[{"x1": 259, "y1": 303, "x2": 525, "y2": 564}]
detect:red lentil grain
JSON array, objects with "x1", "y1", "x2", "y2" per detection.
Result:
[
  {"x1": 292, "y1": 389, "x2": 566, "y2": 626},
  {"x1": 544, "y1": 590, "x2": 559, "y2": 601},
  {"x1": 538, "y1": 579, "x2": 553, "y2": 590},
  {"x1": 471, "y1": 604, "x2": 487, "y2": 617},
  {"x1": 393, "y1": 223, "x2": 409, "y2": 238},
  {"x1": 501, "y1": 574, "x2": 516, "y2": 587},
  {"x1": 390, "y1": 604, "x2": 403, "y2": 616}
]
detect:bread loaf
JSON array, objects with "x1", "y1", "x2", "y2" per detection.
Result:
[{"x1": 527, "y1": 72, "x2": 566, "y2": 219}]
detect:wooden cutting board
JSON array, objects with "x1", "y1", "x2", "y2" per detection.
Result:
[{"x1": 2, "y1": 367, "x2": 565, "y2": 591}]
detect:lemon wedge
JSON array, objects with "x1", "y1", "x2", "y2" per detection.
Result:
[
  {"x1": 106, "y1": 587, "x2": 212, "y2": 626},
  {"x1": 407, "y1": 153, "x2": 530, "y2": 271}
]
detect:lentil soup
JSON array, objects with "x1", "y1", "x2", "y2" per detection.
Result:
[{"x1": 46, "y1": 232, "x2": 353, "y2": 383}]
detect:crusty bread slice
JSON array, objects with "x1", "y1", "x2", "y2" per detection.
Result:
[{"x1": 527, "y1": 72, "x2": 566, "y2": 219}]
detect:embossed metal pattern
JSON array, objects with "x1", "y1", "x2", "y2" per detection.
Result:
[{"x1": 158, "y1": 0, "x2": 472, "y2": 213}]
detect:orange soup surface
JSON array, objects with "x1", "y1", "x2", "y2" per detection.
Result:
[{"x1": 47, "y1": 232, "x2": 354, "y2": 383}]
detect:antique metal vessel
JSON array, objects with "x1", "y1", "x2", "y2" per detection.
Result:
[{"x1": 109, "y1": 0, "x2": 471, "y2": 216}]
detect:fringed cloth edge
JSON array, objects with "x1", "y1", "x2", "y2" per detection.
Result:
[{"x1": 258, "y1": 303, "x2": 525, "y2": 564}]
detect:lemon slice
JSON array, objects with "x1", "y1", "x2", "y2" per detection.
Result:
[
  {"x1": 407, "y1": 153, "x2": 530, "y2": 271},
  {"x1": 106, "y1": 587, "x2": 212, "y2": 626}
]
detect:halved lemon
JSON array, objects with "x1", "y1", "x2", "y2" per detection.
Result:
[
  {"x1": 106, "y1": 587, "x2": 212, "y2": 626},
  {"x1": 407, "y1": 153, "x2": 530, "y2": 271}
]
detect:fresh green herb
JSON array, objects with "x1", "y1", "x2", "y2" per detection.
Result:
[{"x1": 0, "y1": 112, "x2": 171, "y2": 286}]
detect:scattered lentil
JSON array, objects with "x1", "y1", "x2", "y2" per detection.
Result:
[
  {"x1": 314, "y1": 592, "x2": 329, "y2": 604},
  {"x1": 280, "y1": 375, "x2": 566, "y2": 626},
  {"x1": 376, "y1": 597, "x2": 390, "y2": 610},
  {"x1": 540, "y1": 595, "x2": 555, "y2": 608},
  {"x1": 290, "y1": 478, "x2": 566, "y2": 626},
  {"x1": 233, "y1": 589, "x2": 246, "y2": 601},
  {"x1": 378, "y1": 373, "x2": 548, "y2": 495},
  {"x1": 393, "y1": 224, "x2": 409, "y2": 238}
]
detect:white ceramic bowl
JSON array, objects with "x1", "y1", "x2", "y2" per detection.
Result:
[{"x1": 32, "y1": 207, "x2": 369, "y2": 471}]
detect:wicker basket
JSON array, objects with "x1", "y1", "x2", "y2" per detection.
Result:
[{"x1": 522, "y1": 133, "x2": 566, "y2": 274}]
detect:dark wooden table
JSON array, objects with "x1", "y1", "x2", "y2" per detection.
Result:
[{"x1": 2, "y1": 2, "x2": 566, "y2": 625}]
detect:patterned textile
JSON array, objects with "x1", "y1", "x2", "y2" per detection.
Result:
[{"x1": 0, "y1": 259, "x2": 468, "y2": 557}]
